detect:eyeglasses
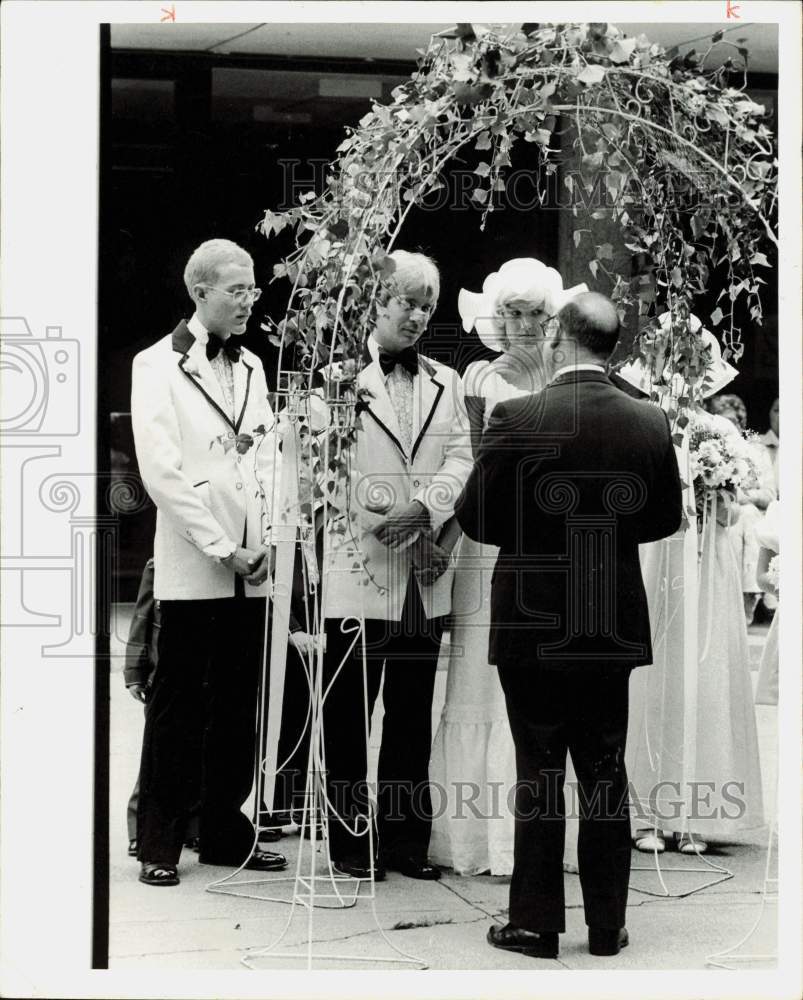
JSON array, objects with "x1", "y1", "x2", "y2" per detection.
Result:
[
  {"x1": 499, "y1": 310, "x2": 560, "y2": 335},
  {"x1": 205, "y1": 285, "x2": 263, "y2": 305},
  {"x1": 393, "y1": 295, "x2": 436, "y2": 316}
]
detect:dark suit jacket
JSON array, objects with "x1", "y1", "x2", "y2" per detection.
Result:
[
  {"x1": 123, "y1": 558, "x2": 160, "y2": 688},
  {"x1": 455, "y1": 370, "x2": 682, "y2": 669}
]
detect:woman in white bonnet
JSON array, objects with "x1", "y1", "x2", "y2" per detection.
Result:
[
  {"x1": 428, "y1": 258, "x2": 586, "y2": 876},
  {"x1": 620, "y1": 314, "x2": 764, "y2": 857}
]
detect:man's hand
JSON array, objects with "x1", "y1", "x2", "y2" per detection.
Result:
[
  {"x1": 221, "y1": 546, "x2": 263, "y2": 577},
  {"x1": 244, "y1": 544, "x2": 275, "y2": 586},
  {"x1": 127, "y1": 683, "x2": 148, "y2": 704},
  {"x1": 411, "y1": 536, "x2": 453, "y2": 587},
  {"x1": 289, "y1": 631, "x2": 316, "y2": 656},
  {"x1": 373, "y1": 500, "x2": 430, "y2": 549}
]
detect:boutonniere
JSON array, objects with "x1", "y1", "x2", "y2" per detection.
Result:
[
  {"x1": 210, "y1": 423, "x2": 270, "y2": 455},
  {"x1": 355, "y1": 386, "x2": 376, "y2": 417}
]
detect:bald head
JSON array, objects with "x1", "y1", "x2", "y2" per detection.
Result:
[{"x1": 557, "y1": 292, "x2": 621, "y2": 361}]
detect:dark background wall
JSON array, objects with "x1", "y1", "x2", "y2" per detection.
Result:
[{"x1": 100, "y1": 42, "x2": 777, "y2": 597}]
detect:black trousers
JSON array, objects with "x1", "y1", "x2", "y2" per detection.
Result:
[
  {"x1": 322, "y1": 582, "x2": 444, "y2": 864},
  {"x1": 128, "y1": 699, "x2": 200, "y2": 843},
  {"x1": 497, "y1": 661, "x2": 632, "y2": 933},
  {"x1": 136, "y1": 588, "x2": 266, "y2": 866}
]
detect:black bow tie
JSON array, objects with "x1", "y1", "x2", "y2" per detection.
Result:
[
  {"x1": 206, "y1": 335, "x2": 241, "y2": 363},
  {"x1": 379, "y1": 347, "x2": 418, "y2": 377}
]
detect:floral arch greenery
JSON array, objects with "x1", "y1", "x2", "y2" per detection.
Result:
[{"x1": 258, "y1": 21, "x2": 777, "y2": 476}]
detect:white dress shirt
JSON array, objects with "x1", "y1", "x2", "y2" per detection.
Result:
[
  {"x1": 551, "y1": 362, "x2": 606, "y2": 382},
  {"x1": 367, "y1": 334, "x2": 415, "y2": 453}
]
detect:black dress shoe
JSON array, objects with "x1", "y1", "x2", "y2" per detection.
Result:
[
  {"x1": 243, "y1": 850, "x2": 287, "y2": 872},
  {"x1": 331, "y1": 857, "x2": 386, "y2": 882},
  {"x1": 588, "y1": 927, "x2": 629, "y2": 956},
  {"x1": 385, "y1": 855, "x2": 441, "y2": 881},
  {"x1": 487, "y1": 923, "x2": 559, "y2": 959},
  {"x1": 200, "y1": 850, "x2": 287, "y2": 871}
]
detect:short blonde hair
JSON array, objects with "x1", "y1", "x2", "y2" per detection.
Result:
[
  {"x1": 183, "y1": 239, "x2": 253, "y2": 298},
  {"x1": 386, "y1": 250, "x2": 440, "y2": 303}
]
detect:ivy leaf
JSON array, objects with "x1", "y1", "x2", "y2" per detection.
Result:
[
  {"x1": 589, "y1": 260, "x2": 600, "y2": 278},
  {"x1": 472, "y1": 187, "x2": 489, "y2": 205},
  {"x1": 609, "y1": 38, "x2": 636, "y2": 64},
  {"x1": 573, "y1": 230, "x2": 583, "y2": 248},
  {"x1": 690, "y1": 212, "x2": 706, "y2": 239},
  {"x1": 578, "y1": 65, "x2": 606, "y2": 86},
  {"x1": 475, "y1": 130, "x2": 492, "y2": 150},
  {"x1": 711, "y1": 29, "x2": 724, "y2": 43},
  {"x1": 710, "y1": 307, "x2": 724, "y2": 326},
  {"x1": 597, "y1": 242, "x2": 614, "y2": 261},
  {"x1": 750, "y1": 252, "x2": 770, "y2": 267},
  {"x1": 671, "y1": 267, "x2": 683, "y2": 288},
  {"x1": 474, "y1": 161, "x2": 491, "y2": 177},
  {"x1": 327, "y1": 219, "x2": 350, "y2": 240}
]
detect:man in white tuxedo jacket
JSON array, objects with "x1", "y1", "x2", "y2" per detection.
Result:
[
  {"x1": 320, "y1": 251, "x2": 473, "y2": 881},
  {"x1": 130, "y1": 239, "x2": 287, "y2": 885}
]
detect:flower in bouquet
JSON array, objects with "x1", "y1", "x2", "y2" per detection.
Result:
[{"x1": 688, "y1": 422, "x2": 759, "y2": 524}]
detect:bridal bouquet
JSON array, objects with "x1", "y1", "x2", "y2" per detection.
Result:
[{"x1": 688, "y1": 423, "x2": 758, "y2": 525}]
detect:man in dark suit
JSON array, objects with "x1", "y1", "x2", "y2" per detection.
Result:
[{"x1": 456, "y1": 292, "x2": 682, "y2": 958}]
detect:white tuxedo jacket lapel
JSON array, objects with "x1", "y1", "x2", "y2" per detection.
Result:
[
  {"x1": 174, "y1": 323, "x2": 233, "y2": 431},
  {"x1": 232, "y1": 356, "x2": 253, "y2": 434},
  {"x1": 360, "y1": 359, "x2": 407, "y2": 459},
  {"x1": 411, "y1": 358, "x2": 444, "y2": 462}
]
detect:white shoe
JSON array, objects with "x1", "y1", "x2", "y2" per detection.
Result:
[
  {"x1": 634, "y1": 831, "x2": 666, "y2": 853},
  {"x1": 676, "y1": 833, "x2": 708, "y2": 854}
]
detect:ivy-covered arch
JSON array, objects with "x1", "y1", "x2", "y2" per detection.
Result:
[{"x1": 259, "y1": 21, "x2": 777, "y2": 466}]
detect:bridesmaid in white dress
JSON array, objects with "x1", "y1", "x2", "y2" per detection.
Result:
[
  {"x1": 754, "y1": 501, "x2": 779, "y2": 706},
  {"x1": 620, "y1": 318, "x2": 765, "y2": 855},
  {"x1": 429, "y1": 258, "x2": 586, "y2": 875}
]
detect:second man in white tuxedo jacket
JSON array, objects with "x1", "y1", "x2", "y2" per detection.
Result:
[{"x1": 320, "y1": 252, "x2": 472, "y2": 881}]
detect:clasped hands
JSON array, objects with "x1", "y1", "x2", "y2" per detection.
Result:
[
  {"x1": 222, "y1": 543, "x2": 275, "y2": 585},
  {"x1": 371, "y1": 500, "x2": 452, "y2": 586}
]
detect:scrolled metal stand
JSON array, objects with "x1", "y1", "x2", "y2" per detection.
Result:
[
  {"x1": 205, "y1": 379, "x2": 426, "y2": 969},
  {"x1": 705, "y1": 772, "x2": 778, "y2": 970}
]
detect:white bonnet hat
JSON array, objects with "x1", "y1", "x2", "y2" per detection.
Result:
[
  {"x1": 617, "y1": 311, "x2": 738, "y2": 398},
  {"x1": 457, "y1": 257, "x2": 588, "y2": 353}
]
